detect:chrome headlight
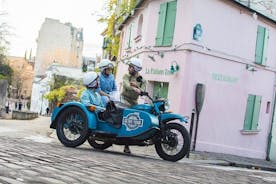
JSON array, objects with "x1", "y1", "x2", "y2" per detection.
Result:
[{"x1": 164, "y1": 100, "x2": 170, "y2": 110}]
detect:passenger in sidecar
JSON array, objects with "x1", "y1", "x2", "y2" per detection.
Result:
[
  {"x1": 81, "y1": 72, "x2": 124, "y2": 128},
  {"x1": 80, "y1": 71, "x2": 105, "y2": 108}
]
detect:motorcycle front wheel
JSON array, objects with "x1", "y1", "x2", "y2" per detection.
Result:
[
  {"x1": 56, "y1": 107, "x2": 89, "y2": 147},
  {"x1": 155, "y1": 123, "x2": 190, "y2": 162}
]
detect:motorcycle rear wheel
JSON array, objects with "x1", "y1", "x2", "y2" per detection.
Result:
[
  {"x1": 155, "y1": 123, "x2": 190, "y2": 162},
  {"x1": 87, "y1": 136, "x2": 112, "y2": 150},
  {"x1": 56, "y1": 107, "x2": 89, "y2": 147}
]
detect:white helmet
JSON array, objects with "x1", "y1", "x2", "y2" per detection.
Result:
[
  {"x1": 128, "y1": 58, "x2": 142, "y2": 72},
  {"x1": 83, "y1": 71, "x2": 98, "y2": 88},
  {"x1": 98, "y1": 59, "x2": 114, "y2": 69}
]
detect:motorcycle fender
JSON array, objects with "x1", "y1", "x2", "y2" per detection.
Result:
[
  {"x1": 50, "y1": 101, "x2": 98, "y2": 129},
  {"x1": 160, "y1": 113, "x2": 188, "y2": 124}
]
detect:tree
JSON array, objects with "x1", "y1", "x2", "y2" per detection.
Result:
[
  {"x1": 0, "y1": 12, "x2": 13, "y2": 89},
  {"x1": 99, "y1": 0, "x2": 138, "y2": 60},
  {"x1": 44, "y1": 75, "x2": 83, "y2": 110},
  {"x1": 0, "y1": 64, "x2": 13, "y2": 83},
  {"x1": 11, "y1": 67, "x2": 25, "y2": 98}
]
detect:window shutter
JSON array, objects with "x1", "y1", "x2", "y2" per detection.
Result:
[
  {"x1": 155, "y1": 3, "x2": 167, "y2": 46},
  {"x1": 160, "y1": 82, "x2": 169, "y2": 99},
  {"x1": 244, "y1": 95, "x2": 255, "y2": 130},
  {"x1": 102, "y1": 38, "x2": 108, "y2": 49},
  {"x1": 252, "y1": 95, "x2": 262, "y2": 130},
  {"x1": 127, "y1": 24, "x2": 132, "y2": 48},
  {"x1": 255, "y1": 25, "x2": 266, "y2": 64},
  {"x1": 163, "y1": 1, "x2": 177, "y2": 46},
  {"x1": 261, "y1": 28, "x2": 269, "y2": 65}
]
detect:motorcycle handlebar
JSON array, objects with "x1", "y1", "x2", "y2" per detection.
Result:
[{"x1": 140, "y1": 91, "x2": 153, "y2": 101}]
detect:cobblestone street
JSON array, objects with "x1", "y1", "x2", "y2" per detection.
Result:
[{"x1": 0, "y1": 117, "x2": 276, "y2": 183}]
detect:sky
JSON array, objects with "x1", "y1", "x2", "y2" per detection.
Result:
[{"x1": 0, "y1": 0, "x2": 107, "y2": 58}]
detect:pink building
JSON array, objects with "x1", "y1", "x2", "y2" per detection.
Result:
[{"x1": 115, "y1": 0, "x2": 276, "y2": 160}]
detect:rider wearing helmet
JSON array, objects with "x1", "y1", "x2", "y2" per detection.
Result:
[
  {"x1": 81, "y1": 71, "x2": 105, "y2": 107},
  {"x1": 121, "y1": 57, "x2": 146, "y2": 107},
  {"x1": 121, "y1": 57, "x2": 146, "y2": 154},
  {"x1": 98, "y1": 59, "x2": 117, "y2": 105}
]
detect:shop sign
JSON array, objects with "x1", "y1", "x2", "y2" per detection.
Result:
[
  {"x1": 145, "y1": 68, "x2": 172, "y2": 76},
  {"x1": 212, "y1": 73, "x2": 238, "y2": 83}
]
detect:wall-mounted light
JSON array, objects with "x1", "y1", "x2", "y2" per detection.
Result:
[
  {"x1": 148, "y1": 55, "x2": 155, "y2": 62},
  {"x1": 246, "y1": 64, "x2": 257, "y2": 72},
  {"x1": 158, "y1": 51, "x2": 164, "y2": 58},
  {"x1": 170, "y1": 61, "x2": 179, "y2": 74},
  {"x1": 253, "y1": 12, "x2": 258, "y2": 20},
  {"x1": 145, "y1": 46, "x2": 165, "y2": 60}
]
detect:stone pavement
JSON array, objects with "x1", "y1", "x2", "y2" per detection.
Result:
[
  {"x1": 1, "y1": 136, "x2": 276, "y2": 184},
  {"x1": 1, "y1": 116, "x2": 276, "y2": 174}
]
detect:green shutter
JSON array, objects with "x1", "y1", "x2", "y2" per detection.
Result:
[
  {"x1": 155, "y1": 3, "x2": 167, "y2": 46},
  {"x1": 128, "y1": 24, "x2": 132, "y2": 48},
  {"x1": 255, "y1": 25, "x2": 266, "y2": 64},
  {"x1": 102, "y1": 38, "x2": 107, "y2": 49},
  {"x1": 252, "y1": 95, "x2": 262, "y2": 130},
  {"x1": 163, "y1": 1, "x2": 177, "y2": 46},
  {"x1": 244, "y1": 95, "x2": 255, "y2": 130},
  {"x1": 261, "y1": 28, "x2": 269, "y2": 65}
]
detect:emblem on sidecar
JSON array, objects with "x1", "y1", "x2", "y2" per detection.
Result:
[{"x1": 123, "y1": 112, "x2": 143, "y2": 131}]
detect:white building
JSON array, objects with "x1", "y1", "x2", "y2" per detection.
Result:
[
  {"x1": 34, "y1": 18, "x2": 83, "y2": 76},
  {"x1": 30, "y1": 64, "x2": 83, "y2": 115}
]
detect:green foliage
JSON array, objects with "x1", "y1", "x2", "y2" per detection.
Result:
[
  {"x1": 0, "y1": 13, "x2": 12, "y2": 84},
  {"x1": 82, "y1": 64, "x2": 87, "y2": 72},
  {"x1": 94, "y1": 67, "x2": 100, "y2": 73},
  {"x1": 0, "y1": 73, "x2": 5, "y2": 79},
  {"x1": 45, "y1": 75, "x2": 84, "y2": 105},
  {"x1": 101, "y1": 0, "x2": 137, "y2": 60},
  {"x1": 0, "y1": 63, "x2": 13, "y2": 84},
  {"x1": 44, "y1": 86, "x2": 67, "y2": 102},
  {"x1": 50, "y1": 74, "x2": 82, "y2": 90},
  {"x1": 44, "y1": 85, "x2": 83, "y2": 104}
]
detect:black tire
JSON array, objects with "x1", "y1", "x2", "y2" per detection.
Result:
[
  {"x1": 155, "y1": 123, "x2": 190, "y2": 162},
  {"x1": 56, "y1": 106, "x2": 89, "y2": 147},
  {"x1": 87, "y1": 136, "x2": 112, "y2": 150}
]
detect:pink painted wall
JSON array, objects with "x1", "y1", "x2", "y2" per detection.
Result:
[
  {"x1": 185, "y1": 52, "x2": 274, "y2": 158},
  {"x1": 117, "y1": 0, "x2": 276, "y2": 159}
]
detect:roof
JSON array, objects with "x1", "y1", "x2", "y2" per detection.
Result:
[
  {"x1": 47, "y1": 64, "x2": 83, "y2": 80},
  {"x1": 118, "y1": 0, "x2": 145, "y2": 30},
  {"x1": 118, "y1": 0, "x2": 275, "y2": 30},
  {"x1": 232, "y1": 0, "x2": 276, "y2": 24}
]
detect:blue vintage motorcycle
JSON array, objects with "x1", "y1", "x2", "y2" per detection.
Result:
[{"x1": 50, "y1": 92, "x2": 190, "y2": 162}]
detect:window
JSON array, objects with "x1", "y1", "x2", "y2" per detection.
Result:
[
  {"x1": 255, "y1": 25, "x2": 269, "y2": 65},
  {"x1": 243, "y1": 94, "x2": 262, "y2": 131},
  {"x1": 76, "y1": 32, "x2": 83, "y2": 41},
  {"x1": 137, "y1": 14, "x2": 143, "y2": 36},
  {"x1": 153, "y1": 82, "x2": 169, "y2": 99},
  {"x1": 155, "y1": 0, "x2": 177, "y2": 46},
  {"x1": 102, "y1": 37, "x2": 108, "y2": 49},
  {"x1": 127, "y1": 24, "x2": 133, "y2": 48}
]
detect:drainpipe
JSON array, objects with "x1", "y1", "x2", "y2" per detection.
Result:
[
  {"x1": 186, "y1": 109, "x2": 195, "y2": 158},
  {"x1": 266, "y1": 73, "x2": 276, "y2": 161}
]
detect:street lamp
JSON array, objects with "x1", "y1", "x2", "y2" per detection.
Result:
[{"x1": 170, "y1": 61, "x2": 179, "y2": 74}]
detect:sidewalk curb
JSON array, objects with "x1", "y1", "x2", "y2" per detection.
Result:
[
  {"x1": 226, "y1": 161, "x2": 276, "y2": 172},
  {"x1": 195, "y1": 158, "x2": 276, "y2": 172}
]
